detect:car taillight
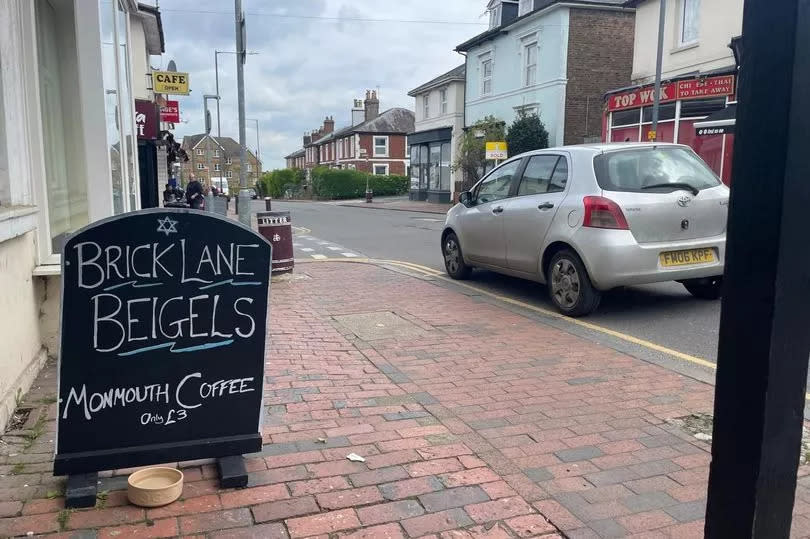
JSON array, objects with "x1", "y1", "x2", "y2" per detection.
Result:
[{"x1": 583, "y1": 196, "x2": 629, "y2": 230}]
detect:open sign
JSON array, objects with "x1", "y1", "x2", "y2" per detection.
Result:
[{"x1": 153, "y1": 71, "x2": 190, "y2": 95}]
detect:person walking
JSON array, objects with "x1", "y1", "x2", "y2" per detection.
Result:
[{"x1": 186, "y1": 174, "x2": 205, "y2": 210}]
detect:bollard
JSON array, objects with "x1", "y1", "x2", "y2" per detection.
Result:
[
  {"x1": 206, "y1": 193, "x2": 215, "y2": 212},
  {"x1": 235, "y1": 194, "x2": 239, "y2": 215},
  {"x1": 365, "y1": 189, "x2": 373, "y2": 203},
  {"x1": 257, "y1": 211, "x2": 294, "y2": 273},
  {"x1": 265, "y1": 197, "x2": 272, "y2": 211}
]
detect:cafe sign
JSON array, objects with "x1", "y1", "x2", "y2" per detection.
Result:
[
  {"x1": 608, "y1": 75, "x2": 736, "y2": 112},
  {"x1": 54, "y1": 209, "x2": 272, "y2": 475},
  {"x1": 153, "y1": 71, "x2": 190, "y2": 95}
]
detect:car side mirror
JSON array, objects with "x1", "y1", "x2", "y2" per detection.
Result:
[{"x1": 459, "y1": 191, "x2": 472, "y2": 207}]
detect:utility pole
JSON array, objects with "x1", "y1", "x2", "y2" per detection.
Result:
[
  {"x1": 203, "y1": 94, "x2": 220, "y2": 188},
  {"x1": 650, "y1": 0, "x2": 666, "y2": 141},
  {"x1": 214, "y1": 50, "x2": 256, "y2": 182},
  {"x1": 248, "y1": 118, "x2": 260, "y2": 187},
  {"x1": 234, "y1": 0, "x2": 250, "y2": 226}
]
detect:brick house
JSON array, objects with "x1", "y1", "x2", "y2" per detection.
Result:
[
  {"x1": 285, "y1": 149, "x2": 305, "y2": 169},
  {"x1": 292, "y1": 91, "x2": 414, "y2": 176},
  {"x1": 457, "y1": 0, "x2": 634, "y2": 146},
  {"x1": 180, "y1": 135, "x2": 262, "y2": 193}
]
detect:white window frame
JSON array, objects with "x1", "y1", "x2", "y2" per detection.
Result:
[
  {"x1": 214, "y1": 163, "x2": 220, "y2": 171},
  {"x1": 423, "y1": 94, "x2": 430, "y2": 119},
  {"x1": 226, "y1": 156, "x2": 232, "y2": 164},
  {"x1": 519, "y1": 0, "x2": 533, "y2": 16},
  {"x1": 246, "y1": 163, "x2": 252, "y2": 172},
  {"x1": 373, "y1": 136, "x2": 389, "y2": 157},
  {"x1": 524, "y1": 41, "x2": 538, "y2": 87},
  {"x1": 227, "y1": 170, "x2": 233, "y2": 178},
  {"x1": 440, "y1": 88, "x2": 448, "y2": 115},
  {"x1": 197, "y1": 163, "x2": 204, "y2": 170},
  {"x1": 489, "y1": 4, "x2": 501, "y2": 28},
  {"x1": 196, "y1": 148, "x2": 204, "y2": 156},
  {"x1": 373, "y1": 164, "x2": 389, "y2": 176},
  {"x1": 480, "y1": 52, "x2": 493, "y2": 96},
  {"x1": 214, "y1": 149, "x2": 219, "y2": 157},
  {"x1": 678, "y1": 0, "x2": 700, "y2": 47}
]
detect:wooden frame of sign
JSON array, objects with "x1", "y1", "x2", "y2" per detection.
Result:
[{"x1": 53, "y1": 209, "x2": 271, "y2": 507}]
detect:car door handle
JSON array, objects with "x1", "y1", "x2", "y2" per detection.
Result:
[
  {"x1": 538, "y1": 202, "x2": 555, "y2": 210},
  {"x1": 492, "y1": 206, "x2": 504, "y2": 214}
]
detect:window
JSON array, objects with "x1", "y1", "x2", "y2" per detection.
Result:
[
  {"x1": 475, "y1": 160, "x2": 521, "y2": 204},
  {"x1": 429, "y1": 143, "x2": 441, "y2": 190},
  {"x1": 423, "y1": 95, "x2": 430, "y2": 119},
  {"x1": 374, "y1": 164, "x2": 389, "y2": 176},
  {"x1": 516, "y1": 105, "x2": 538, "y2": 117},
  {"x1": 440, "y1": 88, "x2": 448, "y2": 115},
  {"x1": 593, "y1": 147, "x2": 720, "y2": 193},
  {"x1": 226, "y1": 157, "x2": 232, "y2": 164},
  {"x1": 214, "y1": 149, "x2": 220, "y2": 157},
  {"x1": 246, "y1": 163, "x2": 252, "y2": 172},
  {"x1": 196, "y1": 163, "x2": 204, "y2": 170},
  {"x1": 214, "y1": 163, "x2": 220, "y2": 171},
  {"x1": 517, "y1": 155, "x2": 567, "y2": 196},
  {"x1": 679, "y1": 0, "x2": 700, "y2": 45},
  {"x1": 227, "y1": 170, "x2": 233, "y2": 178},
  {"x1": 524, "y1": 42, "x2": 537, "y2": 86},
  {"x1": 480, "y1": 54, "x2": 493, "y2": 96},
  {"x1": 374, "y1": 136, "x2": 389, "y2": 157},
  {"x1": 519, "y1": 0, "x2": 533, "y2": 15},
  {"x1": 196, "y1": 149, "x2": 204, "y2": 156},
  {"x1": 489, "y1": 4, "x2": 501, "y2": 28}
]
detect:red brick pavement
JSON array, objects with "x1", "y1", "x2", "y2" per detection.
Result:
[{"x1": 1, "y1": 261, "x2": 809, "y2": 538}]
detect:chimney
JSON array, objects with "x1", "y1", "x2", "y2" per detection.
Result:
[
  {"x1": 323, "y1": 115, "x2": 335, "y2": 134},
  {"x1": 352, "y1": 99, "x2": 365, "y2": 126},
  {"x1": 303, "y1": 133, "x2": 311, "y2": 146},
  {"x1": 364, "y1": 90, "x2": 380, "y2": 122}
]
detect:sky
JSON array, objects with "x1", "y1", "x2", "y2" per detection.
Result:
[{"x1": 153, "y1": 0, "x2": 488, "y2": 171}]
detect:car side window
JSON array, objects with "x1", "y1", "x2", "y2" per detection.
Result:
[
  {"x1": 476, "y1": 160, "x2": 521, "y2": 204},
  {"x1": 517, "y1": 155, "x2": 560, "y2": 196},
  {"x1": 548, "y1": 157, "x2": 568, "y2": 193}
]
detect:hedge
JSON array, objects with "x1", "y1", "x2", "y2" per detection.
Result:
[
  {"x1": 260, "y1": 169, "x2": 304, "y2": 198},
  {"x1": 311, "y1": 167, "x2": 409, "y2": 199}
]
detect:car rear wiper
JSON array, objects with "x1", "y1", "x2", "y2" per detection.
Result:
[{"x1": 641, "y1": 182, "x2": 699, "y2": 196}]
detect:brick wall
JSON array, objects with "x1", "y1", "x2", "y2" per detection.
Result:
[{"x1": 564, "y1": 9, "x2": 635, "y2": 145}]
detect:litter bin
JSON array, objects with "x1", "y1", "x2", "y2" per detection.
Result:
[
  {"x1": 264, "y1": 197, "x2": 272, "y2": 211},
  {"x1": 257, "y1": 211, "x2": 294, "y2": 273}
]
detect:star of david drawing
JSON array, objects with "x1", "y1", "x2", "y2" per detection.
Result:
[{"x1": 156, "y1": 216, "x2": 178, "y2": 236}]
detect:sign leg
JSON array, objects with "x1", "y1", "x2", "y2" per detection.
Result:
[
  {"x1": 217, "y1": 455, "x2": 248, "y2": 488},
  {"x1": 65, "y1": 472, "x2": 98, "y2": 508}
]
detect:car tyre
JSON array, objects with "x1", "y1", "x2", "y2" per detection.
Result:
[
  {"x1": 683, "y1": 276, "x2": 723, "y2": 300},
  {"x1": 547, "y1": 249, "x2": 601, "y2": 317},
  {"x1": 442, "y1": 232, "x2": 472, "y2": 280}
]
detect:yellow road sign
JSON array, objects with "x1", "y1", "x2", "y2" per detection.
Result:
[{"x1": 153, "y1": 71, "x2": 190, "y2": 95}]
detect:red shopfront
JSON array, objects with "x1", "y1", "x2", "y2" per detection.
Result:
[{"x1": 602, "y1": 73, "x2": 737, "y2": 185}]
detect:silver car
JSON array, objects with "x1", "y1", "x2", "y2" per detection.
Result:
[{"x1": 441, "y1": 143, "x2": 729, "y2": 316}]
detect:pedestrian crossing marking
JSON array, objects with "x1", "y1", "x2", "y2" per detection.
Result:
[
  {"x1": 301, "y1": 247, "x2": 314, "y2": 252},
  {"x1": 311, "y1": 254, "x2": 327, "y2": 260}
]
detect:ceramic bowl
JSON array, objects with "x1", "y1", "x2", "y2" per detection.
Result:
[{"x1": 127, "y1": 467, "x2": 184, "y2": 507}]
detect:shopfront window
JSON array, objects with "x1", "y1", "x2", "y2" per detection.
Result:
[
  {"x1": 101, "y1": 0, "x2": 138, "y2": 216},
  {"x1": 410, "y1": 145, "x2": 420, "y2": 190},
  {"x1": 429, "y1": 143, "x2": 441, "y2": 190},
  {"x1": 419, "y1": 143, "x2": 429, "y2": 190},
  {"x1": 37, "y1": 0, "x2": 89, "y2": 253},
  {"x1": 440, "y1": 143, "x2": 451, "y2": 192}
]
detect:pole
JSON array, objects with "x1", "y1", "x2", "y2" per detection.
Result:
[
  {"x1": 235, "y1": 0, "x2": 250, "y2": 226},
  {"x1": 203, "y1": 95, "x2": 211, "y2": 185},
  {"x1": 704, "y1": 0, "x2": 810, "y2": 536},
  {"x1": 650, "y1": 0, "x2": 666, "y2": 141},
  {"x1": 214, "y1": 51, "x2": 221, "y2": 140}
]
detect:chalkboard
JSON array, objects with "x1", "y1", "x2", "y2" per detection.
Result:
[{"x1": 54, "y1": 209, "x2": 271, "y2": 475}]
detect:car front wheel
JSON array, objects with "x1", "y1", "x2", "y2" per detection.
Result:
[
  {"x1": 442, "y1": 232, "x2": 472, "y2": 280},
  {"x1": 547, "y1": 249, "x2": 601, "y2": 317},
  {"x1": 683, "y1": 276, "x2": 723, "y2": 300}
]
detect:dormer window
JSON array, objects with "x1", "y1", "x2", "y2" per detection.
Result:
[
  {"x1": 488, "y1": 1, "x2": 502, "y2": 28},
  {"x1": 519, "y1": 0, "x2": 533, "y2": 16}
]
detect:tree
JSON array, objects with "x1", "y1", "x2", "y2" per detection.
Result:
[
  {"x1": 506, "y1": 110, "x2": 549, "y2": 157},
  {"x1": 453, "y1": 116, "x2": 506, "y2": 189}
]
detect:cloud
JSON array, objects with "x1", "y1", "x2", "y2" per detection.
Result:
[{"x1": 155, "y1": 0, "x2": 486, "y2": 170}]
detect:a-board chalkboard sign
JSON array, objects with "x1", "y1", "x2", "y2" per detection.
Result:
[{"x1": 54, "y1": 209, "x2": 271, "y2": 475}]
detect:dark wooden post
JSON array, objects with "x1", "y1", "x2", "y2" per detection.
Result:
[{"x1": 705, "y1": 0, "x2": 810, "y2": 537}]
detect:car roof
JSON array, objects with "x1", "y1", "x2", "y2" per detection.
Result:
[{"x1": 515, "y1": 142, "x2": 688, "y2": 157}]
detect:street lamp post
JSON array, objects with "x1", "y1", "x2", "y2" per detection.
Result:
[
  {"x1": 203, "y1": 94, "x2": 220, "y2": 186},
  {"x1": 213, "y1": 49, "x2": 258, "y2": 181}
]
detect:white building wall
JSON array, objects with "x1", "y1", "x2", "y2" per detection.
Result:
[
  {"x1": 130, "y1": 18, "x2": 151, "y2": 100},
  {"x1": 465, "y1": 7, "x2": 570, "y2": 146},
  {"x1": 631, "y1": 0, "x2": 742, "y2": 83}
]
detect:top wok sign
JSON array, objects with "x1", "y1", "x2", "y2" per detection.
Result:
[
  {"x1": 153, "y1": 71, "x2": 190, "y2": 95},
  {"x1": 608, "y1": 75, "x2": 735, "y2": 112}
]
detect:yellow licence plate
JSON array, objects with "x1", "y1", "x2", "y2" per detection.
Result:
[{"x1": 660, "y1": 248, "x2": 716, "y2": 267}]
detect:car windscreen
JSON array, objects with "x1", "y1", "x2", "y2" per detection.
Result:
[{"x1": 593, "y1": 147, "x2": 721, "y2": 193}]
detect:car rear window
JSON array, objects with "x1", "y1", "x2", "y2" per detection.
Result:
[{"x1": 593, "y1": 147, "x2": 721, "y2": 193}]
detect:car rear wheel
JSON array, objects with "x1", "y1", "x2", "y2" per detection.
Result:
[
  {"x1": 442, "y1": 232, "x2": 472, "y2": 280},
  {"x1": 683, "y1": 276, "x2": 723, "y2": 300},
  {"x1": 547, "y1": 249, "x2": 601, "y2": 317}
]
